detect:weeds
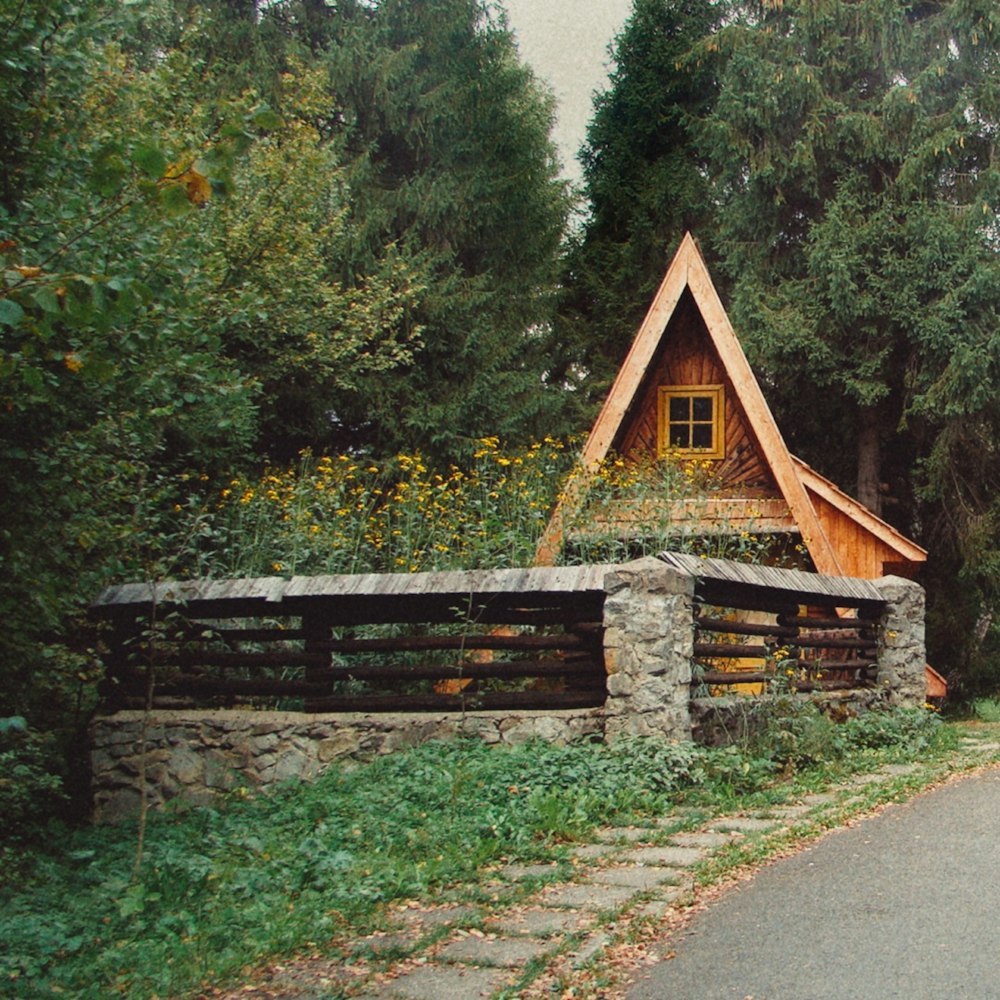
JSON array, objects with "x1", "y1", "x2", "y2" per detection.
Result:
[
  {"x1": 206, "y1": 438, "x2": 574, "y2": 578},
  {"x1": 2, "y1": 713, "x2": 951, "y2": 998}
]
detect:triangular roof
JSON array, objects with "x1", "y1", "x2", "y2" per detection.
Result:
[
  {"x1": 792, "y1": 456, "x2": 926, "y2": 567},
  {"x1": 536, "y1": 233, "x2": 926, "y2": 576}
]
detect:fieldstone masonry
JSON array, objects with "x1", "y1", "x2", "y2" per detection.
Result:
[
  {"x1": 602, "y1": 557, "x2": 694, "y2": 741},
  {"x1": 89, "y1": 557, "x2": 927, "y2": 822},
  {"x1": 874, "y1": 574, "x2": 926, "y2": 706},
  {"x1": 89, "y1": 709, "x2": 605, "y2": 823}
]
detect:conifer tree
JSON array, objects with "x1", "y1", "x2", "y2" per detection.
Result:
[
  {"x1": 568, "y1": 0, "x2": 1000, "y2": 681},
  {"x1": 315, "y1": 0, "x2": 572, "y2": 459},
  {"x1": 701, "y1": 0, "x2": 1000, "y2": 518},
  {"x1": 557, "y1": 0, "x2": 730, "y2": 400}
]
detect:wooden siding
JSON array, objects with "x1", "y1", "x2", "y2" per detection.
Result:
[
  {"x1": 615, "y1": 292, "x2": 775, "y2": 492},
  {"x1": 794, "y1": 457, "x2": 926, "y2": 578},
  {"x1": 580, "y1": 497, "x2": 797, "y2": 538},
  {"x1": 810, "y1": 491, "x2": 903, "y2": 579}
]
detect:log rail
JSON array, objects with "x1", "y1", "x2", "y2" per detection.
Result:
[
  {"x1": 92, "y1": 555, "x2": 899, "y2": 717},
  {"x1": 660, "y1": 551, "x2": 887, "y2": 695},
  {"x1": 92, "y1": 566, "x2": 613, "y2": 714}
]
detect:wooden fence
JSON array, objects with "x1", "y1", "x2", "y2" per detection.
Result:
[
  {"x1": 657, "y1": 552, "x2": 889, "y2": 698},
  {"x1": 92, "y1": 555, "x2": 915, "y2": 722},
  {"x1": 92, "y1": 566, "x2": 613, "y2": 715}
]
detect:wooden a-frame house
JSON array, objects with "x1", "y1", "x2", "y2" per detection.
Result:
[{"x1": 536, "y1": 233, "x2": 927, "y2": 583}]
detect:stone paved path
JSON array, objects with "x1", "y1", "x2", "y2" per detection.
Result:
[{"x1": 218, "y1": 735, "x2": 1000, "y2": 1000}]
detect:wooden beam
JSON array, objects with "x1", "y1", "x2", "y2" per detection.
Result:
[{"x1": 683, "y1": 241, "x2": 843, "y2": 576}]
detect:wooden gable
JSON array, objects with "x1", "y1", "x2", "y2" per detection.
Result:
[
  {"x1": 536, "y1": 233, "x2": 926, "y2": 582},
  {"x1": 794, "y1": 458, "x2": 926, "y2": 580},
  {"x1": 614, "y1": 288, "x2": 775, "y2": 493}
]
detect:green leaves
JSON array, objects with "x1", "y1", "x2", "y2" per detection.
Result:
[
  {"x1": 251, "y1": 105, "x2": 283, "y2": 131},
  {"x1": 0, "y1": 298, "x2": 24, "y2": 326},
  {"x1": 131, "y1": 143, "x2": 167, "y2": 181}
]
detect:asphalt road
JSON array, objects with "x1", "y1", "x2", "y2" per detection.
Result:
[{"x1": 628, "y1": 767, "x2": 1000, "y2": 1000}]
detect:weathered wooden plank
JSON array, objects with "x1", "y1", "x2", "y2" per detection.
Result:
[
  {"x1": 695, "y1": 617, "x2": 798, "y2": 639},
  {"x1": 663, "y1": 551, "x2": 884, "y2": 602}
]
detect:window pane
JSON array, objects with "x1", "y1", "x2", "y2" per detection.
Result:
[
  {"x1": 669, "y1": 397, "x2": 690, "y2": 421},
  {"x1": 669, "y1": 425, "x2": 690, "y2": 448},
  {"x1": 692, "y1": 424, "x2": 713, "y2": 449},
  {"x1": 692, "y1": 396, "x2": 713, "y2": 421}
]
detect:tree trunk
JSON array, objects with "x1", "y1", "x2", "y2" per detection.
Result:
[{"x1": 857, "y1": 404, "x2": 882, "y2": 516}]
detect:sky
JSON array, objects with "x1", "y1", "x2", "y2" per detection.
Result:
[{"x1": 500, "y1": 0, "x2": 634, "y2": 184}]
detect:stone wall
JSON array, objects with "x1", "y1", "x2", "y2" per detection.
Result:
[
  {"x1": 88, "y1": 558, "x2": 928, "y2": 823},
  {"x1": 602, "y1": 558, "x2": 694, "y2": 741},
  {"x1": 89, "y1": 708, "x2": 604, "y2": 823},
  {"x1": 874, "y1": 575, "x2": 926, "y2": 707}
]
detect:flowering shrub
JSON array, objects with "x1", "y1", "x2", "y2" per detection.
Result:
[
  {"x1": 208, "y1": 438, "x2": 574, "y2": 577},
  {"x1": 204, "y1": 442, "x2": 800, "y2": 579}
]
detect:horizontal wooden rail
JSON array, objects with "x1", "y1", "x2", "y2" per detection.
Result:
[
  {"x1": 151, "y1": 650, "x2": 327, "y2": 668},
  {"x1": 776, "y1": 614, "x2": 879, "y2": 630},
  {"x1": 316, "y1": 632, "x2": 596, "y2": 653},
  {"x1": 695, "y1": 617, "x2": 799, "y2": 639},
  {"x1": 117, "y1": 657, "x2": 603, "y2": 687}
]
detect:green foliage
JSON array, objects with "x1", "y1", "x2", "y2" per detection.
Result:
[
  {"x1": 707, "y1": 701, "x2": 948, "y2": 784},
  {"x1": 0, "y1": 712, "x2": 948, "y2": 996},
  {"x1": 696, "y1": 0, "x2": 1000, "y2": 685},
  {"x1": 839, "y1": 707, "x2": 949, "y2": 754},
  {"x1": 317, "y1": 0, "x2": 573, "y2": 458},
  {"x1": 568, "y1": 0, "x2": 1000, "y2": 686},
  {"x1": 560, "y1": 452, "x2": 803, "y2": 566},
  {"x1": 701, "y1": 0, "x2": 1000, "y2": 469},
  {"x1": 206, "y1": 437, "x2": 574, "y2": 577},
  {"x1": 558, "y1": 0, "x2": 731, "y2": 398},
  {"x1": 0, "y1": 0, "x2": 573, "y2": 743},
  {"x1": 0, "y1": 719, "x2": 66, "y2": 840},
  {"x1": 969, "y1": 697, "x2": 1000, "y2": 723}
]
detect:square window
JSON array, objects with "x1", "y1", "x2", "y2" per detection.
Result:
[
  {"x1": 692, "y1": 396, "x2": 713, "y2": 421},
  {"x1": 658, "y1": 385, "x2": 725, "y2": 460}
]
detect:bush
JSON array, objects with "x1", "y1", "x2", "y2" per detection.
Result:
[
  {"x1": 0, "y1": 718, "x2": 66, "y2": 842},
  {"x1": 840, "y1": 706, "x2": 945, "y2": 752}
]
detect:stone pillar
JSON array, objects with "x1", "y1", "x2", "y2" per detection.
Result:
[
  {"x1": 602, "y1": 557, "x2": 695, "y2": 741},
  {"x1": 873, "y1": 575, "x2": 926, "y2": 708}
]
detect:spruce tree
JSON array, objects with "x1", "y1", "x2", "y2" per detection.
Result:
[
  {"x1": 702, "y1": 0, "x2": 1000, "y2": 518},
  {"x1": 318, "y1": 0, "x2": 572, "y2": 460},
  {"x1": 557, "y1": 0, "x2": 730, "y2": 401}
]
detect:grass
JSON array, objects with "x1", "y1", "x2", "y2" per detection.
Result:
[
  {"x1": 968, "y1": 696, "x2": 1000, "y2": 722},
  {"x1": 0, "y1": 707, "x2": 963, "y2": 999}
]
